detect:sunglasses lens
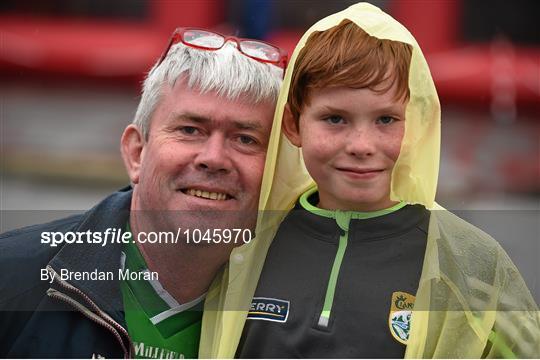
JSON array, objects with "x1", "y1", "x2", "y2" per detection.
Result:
[
  {"x1": 183, "y1": 29, "x2": 225, "y2": 49},
  {"x1": 240, "y1": 40, "x2": 281, "y2": 62}
]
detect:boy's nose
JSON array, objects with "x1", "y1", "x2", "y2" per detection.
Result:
[{"x1": 344, "y1": 128, "x2": 376, "y2": 157}]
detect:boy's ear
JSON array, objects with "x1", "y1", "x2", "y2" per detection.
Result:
[
  {"x1": 282, "y1": 104, "x2": 302, "y2": 147},
  {"x1": 120, "y1": 124, "x2": 145, "y2": 185}
]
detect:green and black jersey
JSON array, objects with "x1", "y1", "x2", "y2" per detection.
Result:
[
  {"x1": 121, "y1": 229, "x2": 203, "y2": 359},
  {"x1": 238, "y1": 188, "x2": 430, "y2": 358}
]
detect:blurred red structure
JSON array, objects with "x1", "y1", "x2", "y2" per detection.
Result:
[
  {"x1": 390, "y1": 1, "x2": 539, "y2": 113},
  {"x1": 0, "y1": 1, "x2": 225, "y2": 81}
]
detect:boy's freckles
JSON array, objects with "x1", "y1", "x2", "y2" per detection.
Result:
[{"x1": 296, "y1": 83, "x2": 406, "y2": 211}]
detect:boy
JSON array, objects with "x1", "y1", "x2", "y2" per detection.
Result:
[
  {"x1": 199, "y1": 3, "x2": 539, "y2": 358},
  {"x1": 239, "y1": 17, "x2": 421, "y2": 358}
]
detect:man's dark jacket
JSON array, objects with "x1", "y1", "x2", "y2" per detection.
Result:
[{"x1": 0, "y1": 187, "x2": 134, "y2": 358}]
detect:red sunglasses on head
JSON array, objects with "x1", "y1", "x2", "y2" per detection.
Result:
[{"x1": 158, "y1": 27, "x2": 288, "y2": 70}]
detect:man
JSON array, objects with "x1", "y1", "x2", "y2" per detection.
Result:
[{"x1": 0, "y1": 28, "x2": 285, "y2": 358}]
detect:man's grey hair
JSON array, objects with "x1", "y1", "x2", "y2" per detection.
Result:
[{"x1": 133, "y1": 42, "x2": 283, "y2": 138}]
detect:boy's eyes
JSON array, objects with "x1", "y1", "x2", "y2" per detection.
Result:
[
  {"x1": 376, "y1": 116, "x2": 397, "y2": 125},
  {"x1": 324, "y1": 115, "x2": 345, "y2": 125},
  {"x1": 322, "y1": 115, "x2": 398, "y2": 125}
]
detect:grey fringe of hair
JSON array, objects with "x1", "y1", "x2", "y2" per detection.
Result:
[{"x1": 133, "y1": 42, "x2": 283, "y2": 138}]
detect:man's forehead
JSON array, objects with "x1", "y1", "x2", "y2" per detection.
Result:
[{"x1": 150, "y1": 79, "x2": 275, "y2": 131}]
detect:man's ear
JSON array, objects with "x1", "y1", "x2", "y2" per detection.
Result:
[
  {"x1": 282, "y1": 104, "x2": 302, "y2": 147},
  {"x1": 121, "y1": 124, "x2": 145, "y2": 185}
]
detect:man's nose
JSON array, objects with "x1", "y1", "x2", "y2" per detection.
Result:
[
  {"x1": 194, "y1": 134, "x2": 232, "y2": 174},
  {"x1": 344, "y1": 125, "x2": 376, "y2": 157}
]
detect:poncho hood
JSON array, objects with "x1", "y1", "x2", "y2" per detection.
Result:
[{"x1": 258, "y1": 1, "x2": 441, "y2": 214}]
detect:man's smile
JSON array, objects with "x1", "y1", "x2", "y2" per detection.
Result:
[{"x1": 181, "y1": 188, "x2": 233, "y2": 201}]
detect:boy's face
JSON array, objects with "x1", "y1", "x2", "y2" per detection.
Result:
[{"x1": 284, "y1": 80, "x2": 407, "y2": 211}]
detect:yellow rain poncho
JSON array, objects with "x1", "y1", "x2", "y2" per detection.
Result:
[{"x1": 200, "y1": 2, "x2": 539, "y2": 358}]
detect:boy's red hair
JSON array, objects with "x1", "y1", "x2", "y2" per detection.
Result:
[{"x1": 288, "y1": 20, "x2": 413, "y2": 121}]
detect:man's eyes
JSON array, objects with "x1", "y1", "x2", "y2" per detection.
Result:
[
  {"x1": 178, "y1": 126, "x2": 200, "y2": 135},
  {"x1": 176, "y1": 126, "x2": 260, "y2": 147},
  {"x1": 236, "y1": 135, "x2": 258, "y2": 145}
]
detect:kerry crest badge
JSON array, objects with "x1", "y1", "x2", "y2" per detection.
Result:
[{"x1": 388, "y1": 291, "x2": 415, "y2": 345}]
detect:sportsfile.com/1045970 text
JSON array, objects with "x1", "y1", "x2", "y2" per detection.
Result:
[{"x1": 40, "y1": 228, "x2": 253, "y2": 247}]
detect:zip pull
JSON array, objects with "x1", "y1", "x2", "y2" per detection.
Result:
[
  {"x1": 317, "y1": 211, "x2": 351, "y2": 328},
  {"x1": 335, "y1": 211, "x2": 351, "y2": 233}
]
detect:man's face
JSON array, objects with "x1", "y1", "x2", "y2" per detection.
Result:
[
  {"x1": 130, "y1": 80, "x2": 275, "y2": 231},
  {"x1": 290, "y1": 81, "x2": 406, "y2": 211}
]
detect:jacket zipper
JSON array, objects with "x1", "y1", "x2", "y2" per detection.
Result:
[
  {"x1": 317, "y1": 211, "x2": 351, "y2": 328},
  {"x1": 47, "y1": 289, "x2": 128, "y2": 357},
  {"x1": 299, "y1": 188, "x2": 408, "y2": 329},
  {"x1": 46, "y1": 265, "x2": 133, "y2": 358}
]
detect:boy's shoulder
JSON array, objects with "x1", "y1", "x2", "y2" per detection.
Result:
[
  {"x1": 431, "y1": 209, "x2": 503, "y2": 250},
  {"x1": 429, "y1": 209, "x2": 519, "y2": 282}
]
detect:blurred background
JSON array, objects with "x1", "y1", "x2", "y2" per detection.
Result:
[{"x1": 1, "y1": 0, "x2": 538, "y2": 300}]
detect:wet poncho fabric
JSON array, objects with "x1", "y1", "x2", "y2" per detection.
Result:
[{"x1": 199, "y1": 2, "x2": 539, "y2": 358}]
